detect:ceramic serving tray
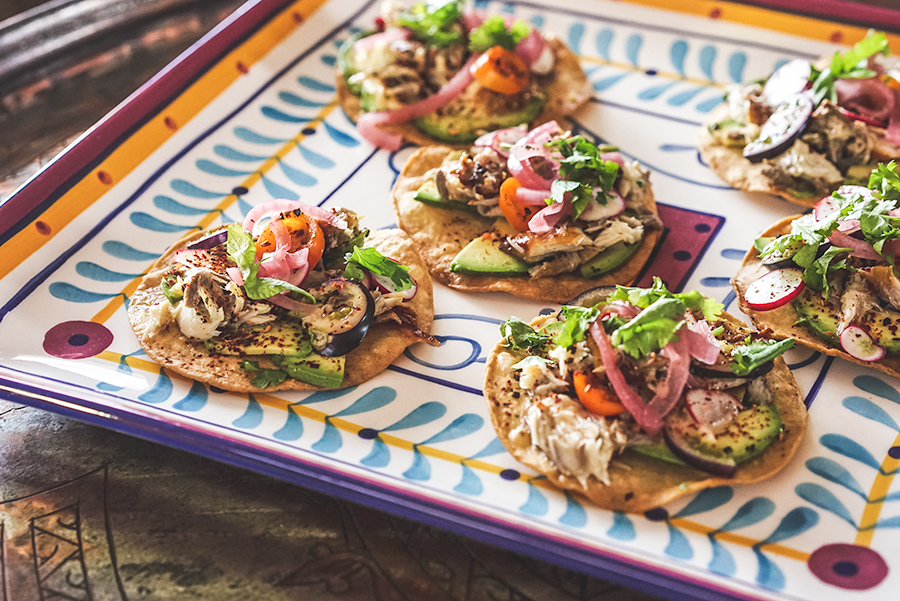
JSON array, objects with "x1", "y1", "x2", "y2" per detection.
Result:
[{"x1": 2, "y1": 1, "x2": 899, "y2": 599}]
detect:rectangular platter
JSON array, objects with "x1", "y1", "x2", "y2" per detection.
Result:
[{"x1": 1, "y1": 1, "x2": 899, "y2": 599}]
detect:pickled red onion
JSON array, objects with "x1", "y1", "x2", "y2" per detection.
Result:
[
  {"x1": 357, "y1": 53, "x2": 481, "y2": 150},
  {"x1": 515, "y1": 185, "x2": 553, "y2": 205},
  {"x1": 828, "y1": 230, "x2": 882, "y2": 261},
  {"x1": 528, "y1": 199, "x2": 570, "y2": 233},
  {"x1": 243, "y1": 199, "x2": 345, "y2": 233},
  {"x1": 590, "y1": 321, "x2": 665, "y2": 436},
  {"x1": 352, "y1": 28, "x2": 410, "y2": 52},
  {"x1": 682, "y1": 320, "x2": 721, "y2": 365},
  {"x1": 267, "y1": 292, "x2": 316, "y2": 315},
  {"x1": 647, "y1": 337, "x2": 691, "y2": 418}
]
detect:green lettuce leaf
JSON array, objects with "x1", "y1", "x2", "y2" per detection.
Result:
[
  {"x1": 397, "y1": 0, "x2": 462, "y2": 47},
  {"x1": 557, "y1": 305, "x2": 600, "y2": 348},
  {"x1": 226, "y1": 224, "x2": 316, "y2": 302},
  {"x1": 500, "y1": 317, "x2": 550, "y2": 351},
  {"x1": 343, "y1": 246, "x2": 414, "y2": 290}
]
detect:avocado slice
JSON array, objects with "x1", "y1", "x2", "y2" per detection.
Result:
[
  {"x1": 579, "y1": 240, "x2": 642, "y2": 279},
  {"x1": 450, "y1": 236, "x2": 530, "y2": 275},
  {"x1": 275, "y1": 354, "x2": 345, "y2": 388},
  {"x1": 208, "y1": 322, "x2": 312, "y2": 357},
  {"x1": 413, "y1": 180, "x2": 479, "y2": 214},
  {"x1": 791, "y1": 288, "x2": 841, "y2": 345},
  {"x1": 413, "y1": 95, "x2": 545, "y2": 144},
  {"x1": 857, "y1": 305, "x2": 900, "y2": 352},
  {"x1": 667, "y1": 404, "x2": 783, "y2": 465},
  {"x1": 628, "y1": 441, "x2": 686, "y2": 465}
]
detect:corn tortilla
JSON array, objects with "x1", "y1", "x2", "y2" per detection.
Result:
[
  {"x1": 128, "y1": 228, "x2": 434, "y2": 393},
  {"x1": 483, "y1": 312, "x2": 808, "y2": 512},
  {"x1": 392, "y1": 145, "x2": 662, "y2": 302}
]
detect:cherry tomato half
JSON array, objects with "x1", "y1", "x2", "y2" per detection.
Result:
[
  {"x1": 471, "y1": 46, "x2": 529, "y2": 95},
  {"x1": 498, "y1": 177, "x2": 538, "y2": 231},
  {"x1": 256, "y1": 211, "x2": 325, "y2": 268},
  {"x1": 573, "y1": 371, "x2": 626, "y2": 416}
]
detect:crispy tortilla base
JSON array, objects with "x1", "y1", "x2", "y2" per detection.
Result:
[
  {"x1": 392, "y1": 146, "x2": 662, "y2": 302},
  {"x1": 484, "y1": 313, "x2": 807, "y2": 512},
  {"x1": 128, "y1": 228, "x2": 434, "y2": 393},
  {"x1": 698, "y1": 103, "x2": 900, "y2": 209},
  {"x1": 336, "y1": 36, "x2": 593, "y2": 148},
  {"x1": 733, "y1": 215, "x2": 900, "y2": 378}
]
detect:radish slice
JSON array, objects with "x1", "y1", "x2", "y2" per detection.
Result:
[
  {"x1": 814, "y1": 195, "x2": 842, "y2": 221},
  {"x1": 840, "y1": 324, "x2": 886, "y2": 362},
  {"x1": 366, "y1": 269, "x2": 418, "y2": 301},
  {"x1": 578, "y1": 190, "x2": 625, "y2": 222},
  {"x1": 744, "y1": 268, "x2": 805, "y2": 311},
  {"x1": 685, "y1": 389, "x2": 741, "y2": 432}
]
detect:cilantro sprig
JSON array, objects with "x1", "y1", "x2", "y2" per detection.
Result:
[
  {"x1": 758, "y1": 170, "x2": 900, "y2": 294},
  {"x1": 343, "y1": 247, "x2": 414, "y2": 291},
  {"x1": 544, "y1": 136, "x2": 620, "y2": 220},
  {"x1": 469, "y1": 15, "x2": 530, "y2": 52},
  {"x1": 730, "y1": 338, "x2": 795, "y2": 376},
  {"x1": 500, "y1": 317, "x2": 550, "y2": 351},
  {"x1": 608, "y1": 277, "x2": 723, "y2": 321},
  {"x1": 810, "y1": 30, "x2": 889, "y2": 106},
  {"x1": 226, "y1": 224, "x2": 316, "y2": 302},
  {"x1": 397, "y1": 0, "x2": 463, "y2": 48}
]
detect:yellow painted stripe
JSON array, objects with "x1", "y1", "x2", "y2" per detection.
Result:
[
  {"x1": 0, "y1": 0, "x2": 328, "y2": 281},
  {"x1": 855, "y1": 430, "x2": 900, "y2": 546},
  {"x1": 618, "y1": 0, "x2": 900, "y2": 52},
  {"x1": 97, "y1": 348, "x2": 809, "y2": 560}
]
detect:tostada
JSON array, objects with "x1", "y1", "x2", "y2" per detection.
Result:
[
  {"x1": 128, "y1": 200, "x2": 436, "y2": 392},
  {"x1": 484, "y1": 281, "x2": 807, "y2": 512},
  {"x1": 392, "y1": 120, "x2": 663, "y2": 302},
  {"x1": 733, "y1": 162, "x2": 900, "y2": 378},
  {"x1": 336, "y1": 0, "x2": 592, "y2": 149},
  {"x1": 699, "y1": 31, "x2": 900, "y2": 207}
]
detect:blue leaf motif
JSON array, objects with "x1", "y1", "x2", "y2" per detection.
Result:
[
  {"x1": 595, "y1": 28, "x2": 613, "y2": 60},
  {"x1": 403, "y1": 448, "x2": 430, "y2": 480},
  {"x1": 806, "y1": 457, "x2": 867, "y2": 498},
  {"x1": 454, "y1": 463, "x2": 483, "y2": 495},
  {"x1": 233, "y1": 126, "x2": 286, "y2": 145},
  {"x1": 332, "y1": 387, "x2": 396, "y2": 417},
  {"x1": 48, "y1": 283, "x2": 120, "y2": 304},
  {"x1": 568, "y1": 22, "x2": 585, "y2": 55},
  {"x1": 760, "y1": 507, "x2": 819, "y2": 545},
  {"x1": 708, "y1": 537, "x2": 735, "y2": 576},
  {"x1": 854, "y1": 375, "x2": 900, "y2": 405},
  {"x1": 420, "y1": 414, "x2": 483, "y2": 445},
  {"x1": 698, "y1": 45, "x2": 716, "y2": 81},
  {"x1": 664, "y1": 523, "x2": 692, "y2": 559},
  {"x1": 607, "y1": 512, "x2": 635, "y2": 541},
  {"x1": 130, "y1": 213, "x2": 199, "y2": 234},
  {"x1": 324, "y1": 122, "x2": 359, "y2": 147},
  {"x1": 214, "y1": 145, "x2": 269, "y2": 162},
  {"x1": 170, "y1": 179, "x2": 224, "y2": 199},
  {"x1": 728, "y1": 52, "x2": 747, "y2": 83},
  {"x1": 233, "y1": 394, "x2": 264, "y2": 429},
  {"x1": 102, "y1": 240, "x2": 159, "y2": 261},
  {"x1": 520, "y1": 482, "x2": 548, "y2": 516},
  {"x1": 360, "y1": 437, "x2": 389, "y2": 467},
  {"x1": 670, "y1": 40, "x2": 687, "y2": 76},
  {"x1": 195, "y1": 160, "x2": 250, "y2": 178},
  {"x1": 842, "y1": 396, "x2": 898, "y2": 430},
  {"x1": 383, "y1": 402, "x2": 446, "y2": 432},
  {"x1": 674, "y1": 486, "x2": 734, "y2": 518},
  {"x1": 297, "y1": 76, "x2": 335, "y2": 92},
  {"x1": 625, "y1": 34, "x2": 643, "y2": 67},
  {"x1": 273, "y1": 406, "x2": 303, "y2": 440},
  {"x1": 75, "y1": 262, "x2": 141, "y2": 282},
  {"x1": 559, "y1": 493, "x2": 587, "y2": 528},
  {"x1": 173, "y1": 380, "x2": 208, "y2": 412},
  {"x1": 716, "y1": 498, "x2": 775, "y2": 532},
  {"x1": 754, "y1": 549, "x2": 785, "y2": 590},
  {"x1": 139, "y1": 368, "x2": 173, "y2": 404},
  {"x1": 262, "y1": 176, "x2": 299, "y2": 200},
  {"x1": 795, "y1": 482, "x2": 855, "y2": 528},
  {"x1": 312, "y1": 419, "x2": 343, "y2": 453},
  {"x1": 820, "y1": 433, "x2": 882, "y2": 471},
  {"x1": 470, "y1": 438, "x2": 506, "y2": 459}
]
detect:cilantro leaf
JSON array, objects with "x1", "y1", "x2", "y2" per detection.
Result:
[
  {"x1": 869, "y1": 161, "x2": 900, "y2": 201},
  {"x1": 609, "y1": 296, "x2": 686, "y2": 358},
  {"x1": 730, "y1": 338, "x2": 795, "y2": 376},
  {"x1": 511, "y1": 355, "x2": 551, "y2": 370},
  {"x1": 803, "y1": 245, "x2": 852, "y2": 297},
  {"x1": 544, "y1": 136, "x2": 620, "y2": 220},
  {"x1": 608, "y1": 277, "x2": 723, "y2": 321},
  {"x1": 344, "y1": 247, "x2": 414, "y2": 290},
  {"x1": 468, "y1": 15, "x2": 530, "y2": 52},
  {"x1": 241, "y1": 360, "x2": 288, "y2": 388},
  {"x1": 810, "y1": 30, "x2": 889, "y2": 105},
  {"x1": 557, "y1": 305, "x2": 600, "y2": 348},
  {"x1": 226, "y1": 224, "x2": 315, "y2": 302},
  {"x1": 500, "y1": 317, "x2": 550, "y2": 350},
  {"x1": 397, "y1": 0, "x2": 462, "y2": 48}
]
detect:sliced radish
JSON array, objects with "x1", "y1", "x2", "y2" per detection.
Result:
[
  {"x1": 366, "y1": 269, "x2": 417, "y2": 301},
  {"x1": 744, "y1": 268, "x2": 805, "y2": 311},
  {"x1": 814, "y1": 195, "x2": 842, "y2": 221},
  {"x1": 840, "y1": 324, "x2": 886, "y2": 362},
  {"x1": 474, "y1": 125, "x2": 528, "y2": 158},
  {"x1": 685, "y1": 389, "x2": 741, "y2": 432},
  {"x1": 578, "y1": 190, "x2": 625, "y2": 222}
]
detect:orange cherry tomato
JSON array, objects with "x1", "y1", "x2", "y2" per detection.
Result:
[
  {"x1": 499, "y1": 177, "x2": 538, "y2": 232},
  {"x1": 256, "y1": 211, "x2": 325, "y2": 268},
  {"x1": 573, "y1": 371, "x2": 626, "y2": 416},
  {"x1": 471, "y1": 46, "x2": 529, "y2": 95}
]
